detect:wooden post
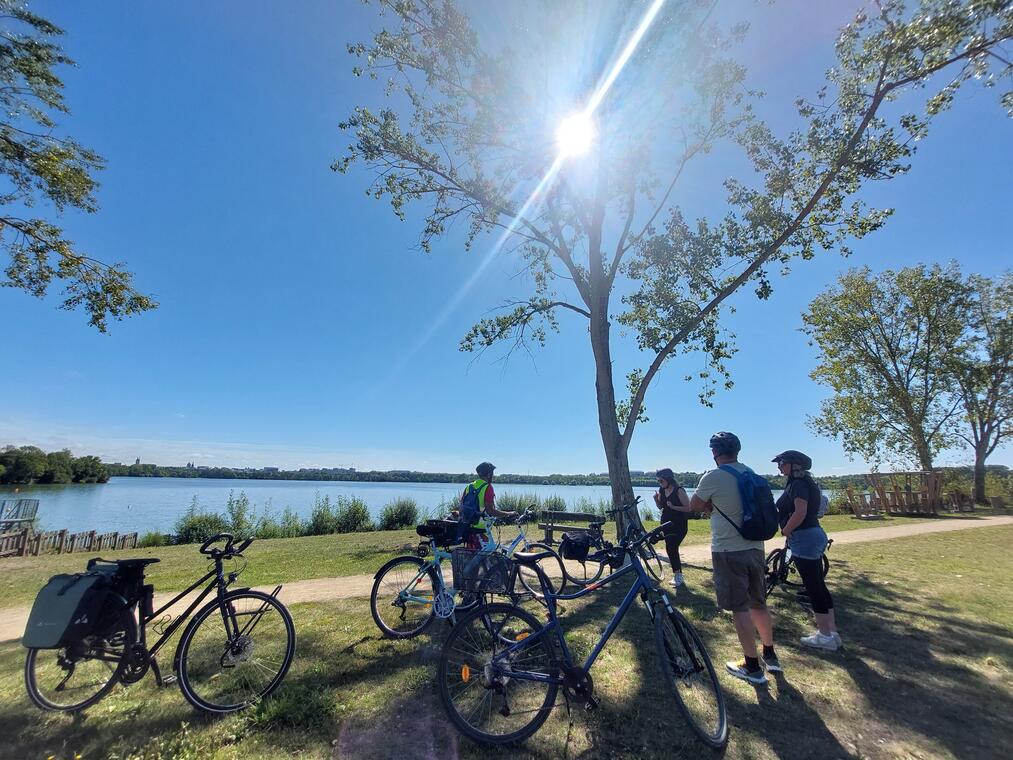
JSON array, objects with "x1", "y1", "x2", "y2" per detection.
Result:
[
  {"x1": 16, "y1": 528, "x2": 28, "y2": 557},
  {"x1": 57, "y1": 529, "x2": 67, "y2": 554}
]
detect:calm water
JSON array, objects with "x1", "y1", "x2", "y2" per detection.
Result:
[{"x1": 2, "y1": 477, "x2": 683, "y2": 534}]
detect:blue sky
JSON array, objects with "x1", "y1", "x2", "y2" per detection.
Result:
[{"x1": 2, "y1": 1, "x2": 1010, "y2": 477}]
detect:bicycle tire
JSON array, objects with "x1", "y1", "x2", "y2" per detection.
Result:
[
  {"x1": 562, "y1": 544, "x2": 608, "y2": 587},
  {"x1": 516, "y1": 542, "x2": 566, "y2": 597},
  {"x1": 24, "y1": 608, "x2": 135, "y2": 712},
  {"x1": 820, "y1": 552, "x2": 830, "y2": 578},
  {"x1": 370, "y1": 555, "x2": 440, "y2": 638},
  {"x1": 763, "y1": 548, "x2": 786, "y2": 598},
  {"x1": 438, "y1": 602, "x2": 559, "y2": 745},
  {"x1": 638, "y1": 541, "x2": 666, "y2": 584},
  {"x1": 176, "y1": 589, "x2": 295, "y2": 713},
  {"x1": 654, "y1": 607, "x2": 728, "y2": 749}
]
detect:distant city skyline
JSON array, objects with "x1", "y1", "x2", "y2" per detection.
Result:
[{"x1": 2, "y1": 1, "x2": 1010, "y2": 480}]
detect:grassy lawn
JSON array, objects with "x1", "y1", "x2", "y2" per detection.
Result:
[
  {"x1": 0, "y1": 513, "x2": 950, "y2": 609},
  {"x1": 0, "y1": 524, "x2": 1009, "y2": 759}
]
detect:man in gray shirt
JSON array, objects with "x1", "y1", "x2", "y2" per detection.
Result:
[{"x1": 691, "y1": 432, "x2": 780, "y2": 685}]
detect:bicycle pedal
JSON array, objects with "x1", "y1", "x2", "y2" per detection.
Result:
[
  {"x1": 159, "y1": 674, "x2": 177, "y2": 686},
  {"x1": 584, "y1": 696, "x2": 599, "y2": 712}
]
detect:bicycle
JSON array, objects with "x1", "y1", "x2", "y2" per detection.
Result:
[
  {"x1": 561, "y1": 497, "x2": 666, "y2": 587},
  {"x1": 764, "y1": 537, "x2": 833, "y2": 599},
  {"x1": 437, "y1": 504, "x2": 727, "y2": 749},
  {"x1": 24, "y1": 533, "x2": 295, "y2": 714},
  {"x1": 369, "y1": 509, "x2": 564, "y2": 639}
]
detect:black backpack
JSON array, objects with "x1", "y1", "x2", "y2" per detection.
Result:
[
  {"x1": 559, "y1": 532, "x2": 591, "y2": 562},
  {"x1": 22, "y1": 570, "x2": 118, "y2": 649}
]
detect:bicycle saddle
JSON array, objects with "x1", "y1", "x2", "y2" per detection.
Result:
[{"x1": 87, "y1": 557, "x2": 161, "y2": 570}]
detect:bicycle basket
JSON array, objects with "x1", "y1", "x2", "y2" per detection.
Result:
[
  {"x1": 416, "y1": 519, "x2": 461, "y2": 547},
  {"x1": 451, "y1": 548, "x2": 513, "y2": 594},
  {"x1": 560, "y1": 531, "x2": 591, "y2": 562}
]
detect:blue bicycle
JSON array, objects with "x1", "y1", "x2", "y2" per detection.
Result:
[
  {"x1": 437, "y1": 504, "x2": 727, "y2": 748},
  {"x1": 369, "y1": 511, "x2": 563, "y2": 639}
]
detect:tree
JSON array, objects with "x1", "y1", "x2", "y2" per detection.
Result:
[
  {"x1": 40, "y1": 448, "x2": 73, "y2": 483},
  {"x1": 950, "y1": 273, "x2": 1012, "y2": 503},
  {"x1": 803, "y1": 265, "x2": 971, "y2": 470},
  {"x1": 335, "y1": 0, "x2": 1012, "y2": 517},
  {"x1": 71, "y1": 454, "x2": 107, "y2": 483},
  {"x1": 0, "y1": 444, "x2": 46, "y2": 483},
  {"x1": 1, "y1": 1, "x2": 155, "y2": 330}
]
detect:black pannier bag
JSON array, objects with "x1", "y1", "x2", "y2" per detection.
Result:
[
  {"x1": 22, "y1": 572, "x2": 117, "y2": 649},
  {"x1": 416, "y1": 519, "x2": 462, "y2": 547},
  {"x1": 559, "y1": 531, "x2": 591, "y2": 562}
]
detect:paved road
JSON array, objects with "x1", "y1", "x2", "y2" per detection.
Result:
[{"x1": 3, "y1": 515, "x2": 1010, "y2": 643}]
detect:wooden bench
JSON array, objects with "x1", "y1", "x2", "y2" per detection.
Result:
[{"x1": 538, "y1": 510, "x2": 603, "y2": 545}]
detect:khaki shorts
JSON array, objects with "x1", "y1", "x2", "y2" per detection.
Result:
[{"x1": 712, "y1": 549, "x2": 766, "y2": 612}]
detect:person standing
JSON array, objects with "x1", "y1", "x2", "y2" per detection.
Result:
[
  {"x1": 460, "y1": 462, "x2": 516, "y2": 550},
  {"x1": 690, "y1": 432, "x2": 780, "y2": 684},
  {"x1": 654, "y1": 468, "x2": 691, "y2": 588},
  {"x1": 773, "y1": 450, "x2": 841, "y2": 650}
]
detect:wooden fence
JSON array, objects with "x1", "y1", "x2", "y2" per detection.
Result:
[{"x1": 0, "y1": 528, "x2": 138, "y2": 559}]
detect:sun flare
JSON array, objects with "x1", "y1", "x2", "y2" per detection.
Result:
[{"x1": 555, "y1": 112, "x2": 595, "y2": 157}]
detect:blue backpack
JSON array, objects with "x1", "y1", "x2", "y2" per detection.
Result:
[
  {"x1": 458, "y1": 481, "x2": 487, "y2": 526},
  {"x1": 713, "y1": 465, "x2": 779, "y2": 541}
]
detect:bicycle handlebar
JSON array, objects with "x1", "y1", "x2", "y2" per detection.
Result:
[
  {"x1": 200, "y1": 533, "x2": 234, "y2": 555},
  {"x1": 199, "y1": 533, "x2": 254, "y2": 557}
]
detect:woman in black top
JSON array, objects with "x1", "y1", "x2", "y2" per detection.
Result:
[
  {"x1": 653, "y1": 468, "x2": 691, "y2": 588},
  {"x1": 773, "y1": 450, "x2": 841, "y2": 651}
]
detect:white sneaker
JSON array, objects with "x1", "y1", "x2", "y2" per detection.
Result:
[
  {"x1": 800, "y1": 632, "x2": 840, "y2": 651},
  {"x1": 831, "y1": 631, "x2": 843, "y2": 647},
  {"x1": 670, "y1": 573, "x2": 685, "y2": 588}
]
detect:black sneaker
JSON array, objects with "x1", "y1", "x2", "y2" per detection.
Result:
[
  {"x1": 725, "y1": 659, "x2": 767, "y2": 685},
  {"x1": 762, "y1": 655, "x2": 783, "y2": 673}
]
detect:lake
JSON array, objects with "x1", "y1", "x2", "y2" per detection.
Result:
[{"x1": 2, "y1": 477, "x2": 695, "y2": 534}]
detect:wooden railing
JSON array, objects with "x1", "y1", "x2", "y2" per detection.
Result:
[{"x1": 0, "y1": 528, "x2": 138, "y2": 558}]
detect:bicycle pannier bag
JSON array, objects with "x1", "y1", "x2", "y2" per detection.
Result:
[
  {"x1": 560, "y1": 532, "x2": 591, "y2": 562},
  {"x1": 22, "y1": 572, "x2": 112, "y2": 649},
  {"x1": 714, "y1": 465, "x2": 779, "y2": 541}
]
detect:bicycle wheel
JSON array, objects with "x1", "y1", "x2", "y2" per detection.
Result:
[
  {"x1": 562, "y1": 547, "x2": 607, "y2": 587},
  {"x1": 370, "y1": 556, "x2": 440, "y2": 638},
  {"x1": 438, "y1": 602, "x2": 558, "y2": 745},
  {"x1": 176, "y1": 590, "x2": 295, "y2": 713},
  {"x1": 820, "y1": 552, "x2": 830, "y2": 578},
  {"x1": 764, "y1": 548, "x2": 786, "y2": 598},
  {"x1": 25, "y1": 609, "x2": 135, "y2": 712},
  {"x1": 654, "y1": 607, "x2": 727, "y2": 749},
  {"x1": 516, "y1": 543, "x2": 566, "y2": 597},
  {"x1": 638, "y1": 542, "x2": 666, "y2": 584}
]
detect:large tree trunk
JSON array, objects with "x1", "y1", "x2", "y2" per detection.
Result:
[
  {"x1": 973, "y1": 442, "x2": 988, "y2": 505},
  {"x1": 589, "y1": 306, "x2": 640, "y2": 536},
  {"x1": 912, "y1": 432, "x2": 934, "y2": 473}
]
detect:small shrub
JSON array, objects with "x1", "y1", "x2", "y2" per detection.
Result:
[
  {"x1": 334, "y1": 496, "x2": 374, "y2": 533},
  {"x1": 543, "y1": 494, "x2": 567, "y2": 512},
  {"x1": 174, "y1": 497, "x2": 230, "y2": 544},
  {"x1": 496, "y1": 492, "x2": 540, "y2": 511},
  {"x1": 641, "y1": 508, "x2": 657, "y2": 522},
  {"x1": 138, "y1": 530, "x2": 169, "y2": 548},
  {"x1": 306, "y1": 494, "x2": 338, "y2": 535},
  {"x1": 225, "y1": 491, "x2": 254, "y2": 537},
  {"x1": 378, "y1": 498, "x2": 419, "y2": 530},
  {"x1": 278, "y1": 506, "x2": 305, "y2": 537}
]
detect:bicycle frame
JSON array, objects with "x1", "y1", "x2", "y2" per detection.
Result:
[
  {"x1": 400, "y1": 520, "x2": 537, "y2": 606},
  {"x1": 490, "y1": 542, "x2": 668, "y2": 685}
]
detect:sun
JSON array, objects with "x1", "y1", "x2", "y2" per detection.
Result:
[{"x1": 555, "y1": 112, "x2": 594, "y2": 157}]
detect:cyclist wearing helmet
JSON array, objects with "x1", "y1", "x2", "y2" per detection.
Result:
[
  {"x1": 691, "y1": 432, "x2": 780, "y2": 684},
  {"x1": 461, "y1": 462, "x2": 516, "y2": 550},
  {"x1": 773, "y1": 450, "x2": 840, "y2": 651},
  {"x1": 654, "y1": 468, "x2": 691, "y2": 588}
]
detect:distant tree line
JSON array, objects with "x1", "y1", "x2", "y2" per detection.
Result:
[{"x1": 0, "y1": 445, "x2": 108, "y2": 484}]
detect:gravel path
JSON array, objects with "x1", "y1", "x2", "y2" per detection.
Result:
[{"x1": 2, "y1": 514, "x2": 1010, "y2": 644}]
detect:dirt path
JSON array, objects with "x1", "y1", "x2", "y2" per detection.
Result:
[{"x1": 3, "y1": 515, "x2": 1010, "y2": 644}]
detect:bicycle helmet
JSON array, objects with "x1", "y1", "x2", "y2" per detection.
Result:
[
  {"x1": 772, "y1": 450, "x2": 812, "y2": 470},
  {"x1": 708, "y1": 432, "x2": 741, "y2": 456},
  {"x1": 476, "y1": 461, "x2": 496, "y2": 478}
]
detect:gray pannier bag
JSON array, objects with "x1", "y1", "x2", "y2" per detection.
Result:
[{"x1": 22, "y1": 572, "x2": 113, "y2": 649}]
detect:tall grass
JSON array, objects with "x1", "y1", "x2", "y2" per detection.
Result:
[{"x1": 377, "y1": 498, "x2": 419, "y2": 531}]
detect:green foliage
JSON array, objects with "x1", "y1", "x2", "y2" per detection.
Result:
[
  {"x1": 377, "y1": 497, "x2": 419, "y2": 530},
  {"x1": 224, "y1": 491, "x2": 254, "y2": 537},
  {"x1": 0, "y1": 444, "x2": 108, "y2": 484},
  {"x1": 306, "y1": 494, "x2": 374, "y2": 535},
  {"x1": 245, "y1": 682, "x2": 336, "y2": 732},
  {"x1": 173, "y1": 497, "x2": 230, "y2": 545},
  {"x1": 804, "y1": 264, "x2": 971, "y2": 469},
  {"x1": 39, "y1": 449, "x2": 73, "y2": 483},
  {"x1": 137, "y1": 530, "x2": 169, "y2": 548},
  {"x1": 0, "y1": 1, "x2": 155, "y2": 330}
]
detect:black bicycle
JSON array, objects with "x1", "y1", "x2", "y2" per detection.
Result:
[
  {"x1": 24, "y1": 533, "x2": 296, "y2": 714},
  {"x1": 763, "y1": 538, "x2": 833, "y2": 599}
]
